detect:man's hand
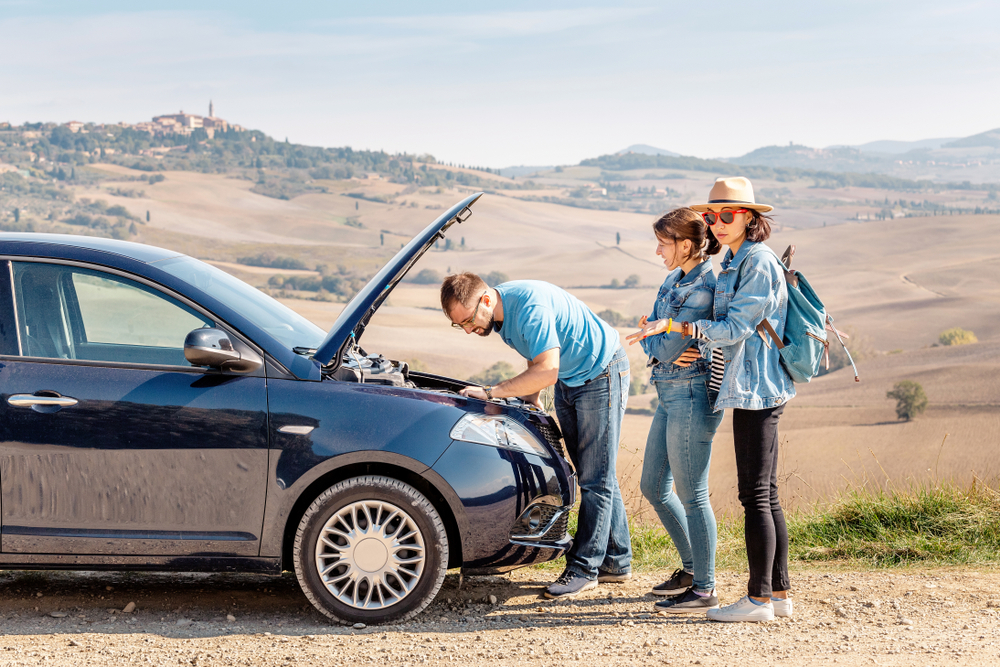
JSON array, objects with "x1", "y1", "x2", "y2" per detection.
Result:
[
  {"x1": 625, "y1": 316, "x2": 670, "y2": 345},
  {"x1": 520, "y1": 391, "x2": 544, "y2": 410},
  {"x1": 460, "y1": 386, "x2": 489, "y2": 400},
  {"x1": 672, "y1": 347, "x2": 702, "y2": 367}
]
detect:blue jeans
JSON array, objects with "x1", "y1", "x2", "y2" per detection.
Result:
[
  {"x1": 554, "y1": 346, "x2": 632, "y2": 580},
  {"x1": 640, "y1": 370, "x2": 723, "y2": 592}
]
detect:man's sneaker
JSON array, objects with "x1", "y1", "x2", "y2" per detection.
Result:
[
  {"x1": 597, "y1": 570, "x2": 632, "y2": 583},
  {"x1": 654, "y1": 588, "x2": 719, "y2": 614},
  {"x1": 706, "y1": 596, "x2": 774, "y2": 622},
  {"x1": 650, "y1": 568, "x2": 693, "y2": 596},
  {"x1": 771, "y1": 597, "x2": 793, "y2": 617},
  {"x1": 544, "y1": 571, "x2": 598, "y2": 599}
]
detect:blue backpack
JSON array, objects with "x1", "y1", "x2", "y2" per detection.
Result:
[{"x1": 746, "y1": 245, "x2": 859, "y2": 384}]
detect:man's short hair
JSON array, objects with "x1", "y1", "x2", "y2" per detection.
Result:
[{"x1": 440, "y1": 272, "x2": 488, "y2": 314}]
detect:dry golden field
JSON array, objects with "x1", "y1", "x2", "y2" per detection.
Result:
[{"x1": 78, "y1": 165, "x2": 1000, "y2": 514}]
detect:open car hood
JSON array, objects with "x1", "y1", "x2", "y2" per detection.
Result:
[{"x1": 312, "y1": 192, "x2": 483, "y2": 368}]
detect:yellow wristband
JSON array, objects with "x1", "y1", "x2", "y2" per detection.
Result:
[{"x1": 666, "y1": 318, "x2": 673, "y2": 335}]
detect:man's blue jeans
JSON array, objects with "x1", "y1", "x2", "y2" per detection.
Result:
[
  {"x1": 554, "y1": 346, "x2": 632, "y2": 580},
  {"x1": 640, "y1": 369, "x2": 723, "y2": 592}
]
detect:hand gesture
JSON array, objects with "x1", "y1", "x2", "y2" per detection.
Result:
[{"x1": 625, "y1": 316, "x2": 670, "y2": 346}]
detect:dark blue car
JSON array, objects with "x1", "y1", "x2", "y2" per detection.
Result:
[{"x1": 0, "y1": 193, "x2": 575, "y2": 624}]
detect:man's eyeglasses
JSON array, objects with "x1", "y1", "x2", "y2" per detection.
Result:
[
  {"x1": 701, "y1": 209, "x2": 748, "y2": 226},
  {"x1": 451, "y1": 291, "x2": 488, "y2": 329}
]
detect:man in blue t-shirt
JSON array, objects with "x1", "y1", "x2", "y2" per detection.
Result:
[{"x1": 440, "y1": 272, "x2": 632, "y2": 598}]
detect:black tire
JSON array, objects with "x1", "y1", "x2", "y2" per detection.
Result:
[{"x1": 293, "y1": 475, "x2": 448, "y2": 625}]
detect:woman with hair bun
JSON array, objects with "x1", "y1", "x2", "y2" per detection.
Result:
[{"x1": 625, "y1": 207, "x2": 724, "y2": 614}]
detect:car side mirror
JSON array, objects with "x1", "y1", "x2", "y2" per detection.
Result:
[{"x1": 184, "y1": 328, "x2": 263, "y2": 373}]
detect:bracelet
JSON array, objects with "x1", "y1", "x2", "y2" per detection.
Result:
[
  {"x1": 681, "y1": 322, "x2": 690, "y2": 338},
  {"x1": 666, "y1": 318, "x2": 673, "y2": 335},
  {"x1": 484, "y1": 385, "x2": 494, "y2": 400}
]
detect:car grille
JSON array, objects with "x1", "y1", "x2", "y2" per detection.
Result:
[{"x1": 533, "y1": 421, "x2": 568, "y2": 461}]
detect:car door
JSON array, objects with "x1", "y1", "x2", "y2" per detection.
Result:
[{"x1": 0, "y1": 259, "x2": 269, "y2": 557}]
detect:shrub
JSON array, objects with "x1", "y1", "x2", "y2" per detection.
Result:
[
  {"x1": 629, "y1": 374, "x2": 646, "y2": 396},
  {"x1": 938, "y1": 328, "x2": 977, "y2": 346},
  {"x1": 237, "y1": 252, "x2": 308, "y2": 270},
  {"x1": 408, "y1": 268, "x2": 441, "y2": 285},
  {"x1": 468, "y1": 361, "x2": 518, "y2": 386},
  {"x1": 886, "y1": 380, "x2": 928, "y2": 421},
  {"x1": 483, "y1": 271, "x2": 508, "y2": 286},
  {"x1": 597, "y1": 309, "x2": 642, "y2": 328},
  {"x1": 624, "y1": 274, "x2": 640, "y2": 288}
]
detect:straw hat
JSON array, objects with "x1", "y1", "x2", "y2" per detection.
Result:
[{"x1": 690, "y1": 176, "x2": 773, "y2": 213}]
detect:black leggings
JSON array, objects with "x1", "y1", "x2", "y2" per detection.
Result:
[{"x1": 733, "y1": 404, "x2": 789, "y2": 598}]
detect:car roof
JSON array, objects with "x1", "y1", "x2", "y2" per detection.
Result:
[{"x1": 0, "y1": 232, "x2": 183, "y2": 263}]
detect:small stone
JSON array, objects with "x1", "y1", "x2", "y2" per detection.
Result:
[
  {"x1": 849, "y1": 586, "x2": 858, "y2": 591},
  {"x1": 227, "y1": 614, "x2": 236, "y2": 622},
  {"x1": 835, "y1": 607, "x2": 848, "y2": 618},
  {"x1": 643, "y1": 640, "x2": 652, "y2": 647},
  {"x1": 49, "y1": 611, "x2": 68, "y2": 618},
  {"x1": 68, "y1": 640, "x2": 81, "y2": 647},
  {"x1": 36, "y1": 592, "x2": 43, "y2": 598},
  {"x1": 353, "y1": 622, "x2": 366, "y2": 629},
  {"x1": 488, "y1": 595, "x2": 498, "y2": 605},
  {"x1": 900, "y1": 618, "x2": 914, "y2": 626},
  {"x1": 176, "y1": 618, "x2": 193, "y2": 626},
  {"x1": 106, "y1": 586, "x2": 114, "y2": 591},
  {"x1": 122, "y1": 602, "x2": 136, "y2": 614}
]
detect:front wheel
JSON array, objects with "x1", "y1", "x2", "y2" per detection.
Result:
[{"x1": 293, "y1": 475, "x2": 448, "y2": 624}]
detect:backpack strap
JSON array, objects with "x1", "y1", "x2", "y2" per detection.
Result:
[{"x1": 756, "y1": 319, "x2": 784, "y2": 349}]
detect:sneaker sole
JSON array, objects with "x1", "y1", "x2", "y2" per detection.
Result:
[
  {"x1": 706, "y1": 611, "x2": 773, "y2": 622},
  {"x1": 597, "y1": 573, "x2": 632, "y2": 583},
  {"x1": 544, "y1": 580, "x2": 598, "y2": 599},
  {"x1": 650, "y1": 587, "x2": 688, "y2": 596},
  {"x1": 657, "y1": 603, "x2": 720, "y2": 614}
]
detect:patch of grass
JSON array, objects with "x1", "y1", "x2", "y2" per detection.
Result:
[
  {"x1": 787, "y1": 482, "x2": 1000, "y2": 566},
  {"x1": 531, "y1": 481, "x2": 1000, "y2": 574}
]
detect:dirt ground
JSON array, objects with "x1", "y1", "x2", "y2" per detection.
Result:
[{"x1": 2, "y1": 565, "x2": 999, "y2": 666}]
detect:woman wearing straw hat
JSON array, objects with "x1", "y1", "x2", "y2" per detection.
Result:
[{"x1": 672, "y1": 176, "x2": 796, "y2": 622}]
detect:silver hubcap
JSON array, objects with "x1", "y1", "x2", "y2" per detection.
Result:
[{"x1": 315, "y1": 500, "x2": 426, "y2": 610}]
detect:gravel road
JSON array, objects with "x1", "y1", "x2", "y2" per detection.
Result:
[{"x1": 1, "y1": 566, "x2": 999, "y2": 666}]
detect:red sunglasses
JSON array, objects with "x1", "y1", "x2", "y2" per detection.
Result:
[{"x1": 702, "y1": 209, "x2": 748, "y2": 226}]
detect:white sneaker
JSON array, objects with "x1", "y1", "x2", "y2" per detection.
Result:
[
  {"x1": 771, "y1": 597, "x2": 793, "y2": 617},
  {"x1": 706, "y1": 596, "x2": 774, "y2": 622}
]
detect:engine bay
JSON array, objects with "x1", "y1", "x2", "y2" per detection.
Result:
[{"x1": 328, "y1": 347, "x2": 540, "y2": 410}]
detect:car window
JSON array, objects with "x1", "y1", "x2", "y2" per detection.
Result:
[
  {"x1": 153, "y1": 255, "x2": 325, "y2": 351},
  {"x1": 12, "y1": 262, "x2": 212, "y2": 366}
]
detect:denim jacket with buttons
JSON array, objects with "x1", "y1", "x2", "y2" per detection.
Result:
[
  {"x1": 640, "y1": 259, "x2": 715, "y2": 382},
  {"x1": 694, "y1": 241, "x2": 795, "y2": 411}
]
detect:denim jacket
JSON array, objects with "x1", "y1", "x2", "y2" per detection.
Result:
[
  {"x1": 640, "y1": 259, "x2": 715, "y2": 382},
  {"x1": 694, "y1": 241, "x2": 795, "y2": 410}
]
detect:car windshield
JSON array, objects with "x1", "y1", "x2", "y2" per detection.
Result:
[{"x1": 153, "y1": 255, "x2": 326, "y2": 351}]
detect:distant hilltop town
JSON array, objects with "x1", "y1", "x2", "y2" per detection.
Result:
[{"x1": 61, "y1": 101, "x2": 245, "y2": 139}]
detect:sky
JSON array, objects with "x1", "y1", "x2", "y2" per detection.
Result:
[{"x1": 2, "y1": 1, "x2": 999, "y2": 167}]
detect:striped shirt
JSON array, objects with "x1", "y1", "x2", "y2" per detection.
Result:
[{"x1": 691, "y1": 323, "x2": 725, "y2": 393}]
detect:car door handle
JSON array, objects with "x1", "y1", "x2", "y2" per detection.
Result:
[{"x1": 7, "y1": 394, "x2": 79, "y2": 408}]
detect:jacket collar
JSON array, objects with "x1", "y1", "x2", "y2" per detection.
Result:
[
  {"x1": 720, "y1": 241, "x2": 762, "y2": 273},
  {"x1": 677, "y1": 258, "x2": 713, "y2": 285}
]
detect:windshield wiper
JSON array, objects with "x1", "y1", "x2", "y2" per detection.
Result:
[{"x1": 293, "y1": 347, "x2": 317, "y2": 356}]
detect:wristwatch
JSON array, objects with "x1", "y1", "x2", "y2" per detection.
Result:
[{"x1": 484, "y1": 385, "x2": 494, "y2": 400}]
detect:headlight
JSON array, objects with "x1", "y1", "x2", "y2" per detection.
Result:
[{"x1": 449, "y1": 414, "x2": 550, "y2": 457}]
